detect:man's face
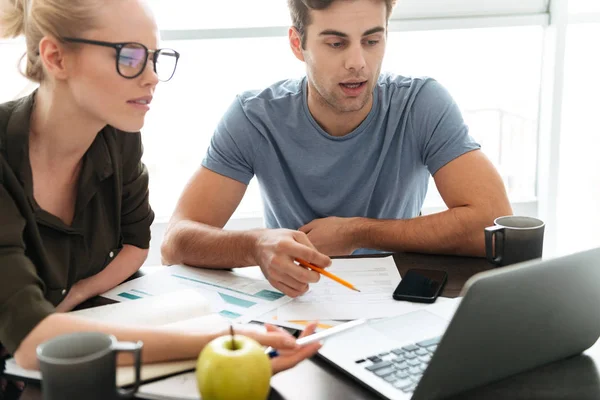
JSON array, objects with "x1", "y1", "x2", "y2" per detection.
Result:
[{"x1": 298, "y1": 0, "x2": 387, "y2": 114}]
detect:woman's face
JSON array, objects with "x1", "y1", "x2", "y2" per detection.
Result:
[{"x1": 65, "y1": 0, "x2": 162, "y2": 132}]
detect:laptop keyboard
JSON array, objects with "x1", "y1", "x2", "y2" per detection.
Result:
[{"x1": 355, "y1": 336, "x2": 441, "y2": 394}]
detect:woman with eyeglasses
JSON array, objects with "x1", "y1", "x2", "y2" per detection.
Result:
[{"x1": 0, "y1": 0, "x2": 320, "y2": 382}]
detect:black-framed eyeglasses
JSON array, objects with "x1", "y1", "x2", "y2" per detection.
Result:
[{"x1": 62, "y1": 37, "x2": 180, "y2": 82}]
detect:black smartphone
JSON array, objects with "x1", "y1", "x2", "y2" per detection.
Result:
[{"x1": 393, "y1": 268, "x2": 448, "y2": 303}]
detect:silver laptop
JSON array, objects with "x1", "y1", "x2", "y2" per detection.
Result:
[{"x1": 317, "y1": 247, "x2": 600, "y2": 400}]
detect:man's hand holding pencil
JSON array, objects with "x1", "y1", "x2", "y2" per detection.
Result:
[{"x1": 252, "y1": 229, "x2": 331, "y2": 297}]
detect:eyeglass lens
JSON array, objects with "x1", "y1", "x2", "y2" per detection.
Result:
[{"x1": 118, "y1": 44, "x2": 178, "y2": 81}]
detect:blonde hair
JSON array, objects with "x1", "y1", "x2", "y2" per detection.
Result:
[{"x1": 0, "y1": 0, "x2": 103, "y2": 82}]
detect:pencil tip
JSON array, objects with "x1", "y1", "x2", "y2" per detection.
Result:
[{"x1": 354, "y1": 288, "x2": 361, "y2": 292}]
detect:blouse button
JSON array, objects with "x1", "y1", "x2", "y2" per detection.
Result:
[
  {"x1": 109, "y1": 251, "x2": 115, "y2": 258},
  {"x1": 61, "y1": 289, "x2": 67, "y2": 296}
]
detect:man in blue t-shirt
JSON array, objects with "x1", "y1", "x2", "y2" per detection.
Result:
[{"x1": 162, "y1": 0, "x2": 512, "y2": 297}]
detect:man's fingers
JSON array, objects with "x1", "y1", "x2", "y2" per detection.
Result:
[
  {"x1": 297, "y1": 222, "x2": 315, "y2": 234},
  {"x1": 269, "y1": 268, "x2": 310, "y2": 292},
  {"x1": 277, "y1": 281, "x2": 308, "y2": 298},
  {"x1": 293, "y1": 230, "x2": 316, "y2": 249},
  {"x1": 285, "y1": 263, "x2": 321, "y2": 285},
  {"x1": 268, "y1": 276, "x2": 307, "y2": 298},
  {"x1": 270, "y1": 254, "x2": 320, "y2": 284},
  {"x1": 290, "y1": 236, "x2": 332, "y2": 268}
]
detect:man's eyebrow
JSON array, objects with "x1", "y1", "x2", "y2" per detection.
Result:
[
  {"x1": 319, "y1": 29, "x2": 348, "y2": 37},
  {"x1": 318, "y1": 27, "x2": 385, "y2": 38},
  {"x1": 363, "y1": 27, "x2": 385, "y2": 36}
]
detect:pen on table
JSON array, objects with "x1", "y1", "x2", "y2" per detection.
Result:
[{"x1": 295, "y1": 258, "x2": 360, "y2": 292}]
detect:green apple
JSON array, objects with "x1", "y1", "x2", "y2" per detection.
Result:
[{"x1": 196, "y1": 334, "x2": 272, "y2": 400}]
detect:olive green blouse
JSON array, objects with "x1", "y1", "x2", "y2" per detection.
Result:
[{"x1": 0, "y1": 92, "x2": 154, "y2": 353}]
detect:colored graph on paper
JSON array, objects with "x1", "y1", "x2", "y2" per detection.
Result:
[{"x1": 102, "y1": 265, "x2": 292, "y2": 323}]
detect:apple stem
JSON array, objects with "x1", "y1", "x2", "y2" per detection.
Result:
[{"x1": 229, "y1": 324, "x2": 236, "y2": 350}]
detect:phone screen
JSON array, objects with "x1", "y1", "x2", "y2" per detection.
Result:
[{"x1": 393, "y1": 269, "x2": 448, "y2": 303}]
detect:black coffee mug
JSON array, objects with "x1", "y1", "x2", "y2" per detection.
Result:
[
  {"x1": 37, "y1": 332, "x2": 142, "y2": 400},
  {"x1": 485, "y1": 216, "x2": 545, "y2": 267}
]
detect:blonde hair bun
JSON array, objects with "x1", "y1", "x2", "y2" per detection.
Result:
[
  {"x1": 0, "y1": 0, "x2": 102, "y2": 82},
  {"x1": 0, "y1": 0, "x2": 28, "y2": 38}
]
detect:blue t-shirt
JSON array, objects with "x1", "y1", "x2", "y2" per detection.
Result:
[{"x1": 202, "y1": 74, "x2": 480, "y2": 253}]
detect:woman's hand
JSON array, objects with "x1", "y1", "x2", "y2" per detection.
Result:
[
  {"x1": 232, "y1": 322, "x2": 321, "y2": 374},
  {"x1": 55, "y1": 281, "x2": 89, "y2": 313},
  {"x1": 267, "y1": 323, "x2": 321, "y2": 374}
]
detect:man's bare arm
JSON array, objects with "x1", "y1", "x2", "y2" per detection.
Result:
[
  {"x1": 301, "y1": 150, "x2": 512, "y2": 257},
  {"x1": 161, "y1": 167, "x2": 258, "y2": 267},
  {"x1": 161, "y1": 167, "x2": 330, "y2": 297}
]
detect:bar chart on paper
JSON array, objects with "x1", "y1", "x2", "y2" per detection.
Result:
[{"x1": 102, "y1": 265, "x2": 293, "y2": 322}]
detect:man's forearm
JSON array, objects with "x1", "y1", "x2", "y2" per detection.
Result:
[
  {"x1": 353, "y1": 205, "x2": 506, "y2": 257},
  {"x1": 161, "y1": 220, "x2": 260, "y2": 268}
]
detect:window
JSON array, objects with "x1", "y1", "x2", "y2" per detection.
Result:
[
  {"x1": 147, "y1": 0, "x2": 291, "y2": 30},
  {"x1": 569, "y1": 0, "x2": 600, "y2": 13},
  {"x1": 390, "y1": 0, "x2": 548, "y2": 19},
  {"x1": 141, "y1": 36, "x2": 304, "y2": 221},
  {"x1": 557, "y1": 22, "x2": 600, "y2": 254},
  {"x1": 0, "y1": 40, "x2": 31, "y2": 103},
  {"x1": 383, "y1": 27, "x2": 543, "y2": 208}
]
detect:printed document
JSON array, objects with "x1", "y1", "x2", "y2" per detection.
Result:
[
  {"x1": 277, "y1": 256, "x2": 448, "y2": 320},
  {"x1": 102, "y1": 265, "x2": 292, "y2": 323}
]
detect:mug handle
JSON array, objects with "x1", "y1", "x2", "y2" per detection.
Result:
[
  {"x1": 485, "y1": 225, "x2": 505, "y2": 266},
  {"x1": 113, "y1": 341, "x2": 143, "y2": 399}
]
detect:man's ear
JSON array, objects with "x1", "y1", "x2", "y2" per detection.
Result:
[
  {"x1": 38, "y1": 36, "x2": 69, "y2": 81},
  {"x1": 289, "y1": 27, "x2": 305, "y2": 62}
]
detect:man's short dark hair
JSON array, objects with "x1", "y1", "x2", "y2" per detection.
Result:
[{"x1": 288, "y1": 0, "x2": 397, "y2": 49}]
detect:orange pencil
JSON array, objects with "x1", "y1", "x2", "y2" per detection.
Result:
[{"x1": 295, "y1": 258, "x2": 361, "y2": 292}]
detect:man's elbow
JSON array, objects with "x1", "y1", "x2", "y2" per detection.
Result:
[
  {"x1": 161, "y1": 220, "x2": 183, "y2": 265},
  {"x1": 470, "y1": 199, "x2": 513, "y2": 256},
  {"x1": 486, "y1": 197, "x2": 514, "y2": 226},
  {"x1": 161, "y1": 236, "x2": 176, "y2": 266}
]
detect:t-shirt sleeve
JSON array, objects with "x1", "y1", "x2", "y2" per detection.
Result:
[
  {"x1": 201, "y1": 97, "x2": 259, "y2": 185},
  {"x1": 0, "y1": 160, "x2": 54, "y2": 354},
  {"x1": 120, "y1": 133, "x2": 154, "y2": 249},
  {"x1": 410, "y1": 79, "x2": 481, "y2": 175}
]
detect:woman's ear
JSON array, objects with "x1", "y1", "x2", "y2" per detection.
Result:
[
  {"x1": 38, "y1": 36, "x2": 69, "y2": 81},
  {"x1": 289, "y1": 27, "x2": 305, "y2": 62}
]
